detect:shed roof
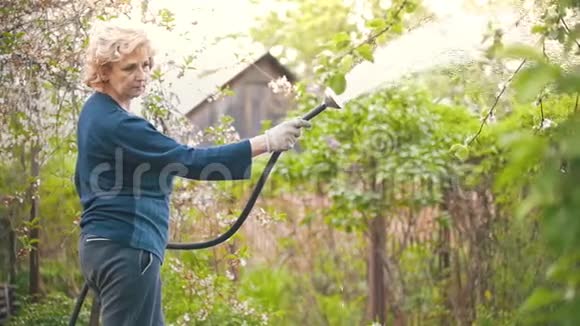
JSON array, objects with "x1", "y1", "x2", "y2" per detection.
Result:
[{"x1": 185, "y1": 51, "x2": 296, "y2": 116}]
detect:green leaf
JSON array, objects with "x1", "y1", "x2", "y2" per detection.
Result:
[
  {"x1": 531, "y1": 24, "x2": 547, "y2": 34},
  {"x1": 332, "y1": 32, "x2": 350, "y2": 50},
  {"x1": 512, "y1": 63, "x2": 560, "y2": 102},
  {"x1": 520, "y1": 288, "x2": 562, "y2": 312},
  {"x1": 328, "y1": 73, "x2": 347, "y2": 95},
  {"x1": 497, "y1": 43, "x2": 546, "y2": 62},
  {"x1": 404, "y1": 1, "x2": 418, "y2": 12},
  {"x1": 366, "y1": 19, "x2": 386, "y2": 30},
  {"x1": 339, "y1": 54, "x2": 354, "y2": 73},
  {"x1": 151, "y1": 69, "x2": 164, "y2": 81},
  {"x1": 391, "y1": 23, "x2": 403, "y2": 35},
  {"x1": 556, "y1": 71, "x2": 580, "y2": 94},
  {"x1": 332, "y1": 31, "x2": 350, "y2": 43},
  {"x1": 356, "y1": 44, "x2": 374, "y2": 62},
  {"x1": 449, "y1": 143, "x2": 469, "y2": 161}
]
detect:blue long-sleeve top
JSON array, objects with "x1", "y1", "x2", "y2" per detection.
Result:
[{"x1": 74, "y1": 92, "x2": 252, "y2": 261}]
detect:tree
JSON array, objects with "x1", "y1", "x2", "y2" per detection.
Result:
[
  {"x1": 489, "y1": 0, "x2": 580, "y2": 323},
  {"x1": 0, "y1": 0, "x2": 134, "y2": 298},
  {"x1": 250, "y1": 1, "x2": 426, "y2": 323}
]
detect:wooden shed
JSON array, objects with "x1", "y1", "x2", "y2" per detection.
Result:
[{"x1": 185, "y1": 52, "x2": 297, "y2": 139}]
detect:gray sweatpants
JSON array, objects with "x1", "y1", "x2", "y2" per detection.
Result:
[{"x1": 78, "y1": 233, "x2": 164, "y2": 326}]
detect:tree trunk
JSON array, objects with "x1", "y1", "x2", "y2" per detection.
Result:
[
  {"x1": 0, "y1": 217, "x2": 8, "y2": 279},
  {"x1": 367, "y1": 215, "x2": 386, "y2": 325},
  {"x1": 439, "y1": 195, "x2": 452, "y2": 325},
  {"x1": 9, "y1": 219, "x2": 17, "y2": 283},
  {"x1": 2, "y1": 210, "x2": 17, "y2": 284},
  {"x1": 28, "y1": 145, "x2": 41, "y2": 299},
  {"x1": 227, "y1": 241, "x2": 239, "y2": 282}
]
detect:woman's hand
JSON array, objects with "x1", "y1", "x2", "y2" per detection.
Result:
[
  {"x1": 250, "y1": 118, "x2": 311, "y2": 156},
  {"x1": 266, "y1": 118, "x2": 311, "y2": 152}
]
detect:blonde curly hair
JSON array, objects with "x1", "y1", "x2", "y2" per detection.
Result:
[{"x1": 83, "y1": 22, "x2": 155, "y2": 90}]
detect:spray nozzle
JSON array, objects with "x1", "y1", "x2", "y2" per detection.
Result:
[{"x1": 323, "y1": 88, "x2": 344, "y2": 109}]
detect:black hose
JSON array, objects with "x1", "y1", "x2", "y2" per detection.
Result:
[
  {"x1": 69, "y1": 102, "x2": 329, "y2": 325},
  {"x1": 167, "y1": 102, "x2": 327, "y2": 249},
  {"x1": 166, "y1": 150, "x2": 281, "y2": 249},
  {"x1": 68, "y1": 282, "x2": 89, "y2": 326}
]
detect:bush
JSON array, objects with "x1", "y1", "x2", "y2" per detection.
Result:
[
  {"x1": 7, "y1": 292, "x2": 90, "y2": 326},
  {"x1": 162, "y1": 252, "x2": 270, "y2": 325}
]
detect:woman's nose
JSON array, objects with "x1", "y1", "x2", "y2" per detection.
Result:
[{"x1": 136, "y1": 67, "x2": 148, "y2": 81}]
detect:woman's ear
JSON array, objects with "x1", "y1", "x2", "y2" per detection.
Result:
[{"x1": 99, "y1": 64, "x2": 111, "y2": 82}]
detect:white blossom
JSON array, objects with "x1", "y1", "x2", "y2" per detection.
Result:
[{"x1": 268, "y1": 76, "x2": 295, "y2": 96}]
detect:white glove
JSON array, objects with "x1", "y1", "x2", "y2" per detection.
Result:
[{"x1": 265, "y1": 118, "x2": 311, "y2": 152}]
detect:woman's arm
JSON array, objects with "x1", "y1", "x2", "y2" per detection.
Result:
[
  {"x1": 110, "y1": 114, "x2": 309, "y2": 180},
  {"x1": 111, "y1": 115, "x2": 252, "y2": 181}
]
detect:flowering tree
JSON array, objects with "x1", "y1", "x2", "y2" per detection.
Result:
[{"x1": 0, "y1": 0, "x2": 141, "y2": 298}]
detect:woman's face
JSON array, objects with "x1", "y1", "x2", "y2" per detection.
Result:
[{"x1": 101, "y1": 47, "x2": 151, "y2": 103}]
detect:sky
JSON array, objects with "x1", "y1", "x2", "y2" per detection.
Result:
[{"x1": 114, "y1": 0, "x2": 535, "y2": 114}]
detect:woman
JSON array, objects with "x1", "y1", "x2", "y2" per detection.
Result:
[{"x1": 75, "y1": 24, "x2": 310, "y2": 325}]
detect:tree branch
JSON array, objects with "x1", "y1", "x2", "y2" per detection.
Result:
[
  {"x1": 539, "y1": 97, "x2": 545, "y2": 131},
  {"x1": 560, "y1": 17, "x2": 580, "y2": 50},
  {"x1": 346, "y1": 0, "x2": 410, "y2": 57},
  {"x1": 468, "y1": 59, "x2": 527, "y2": 145}
]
